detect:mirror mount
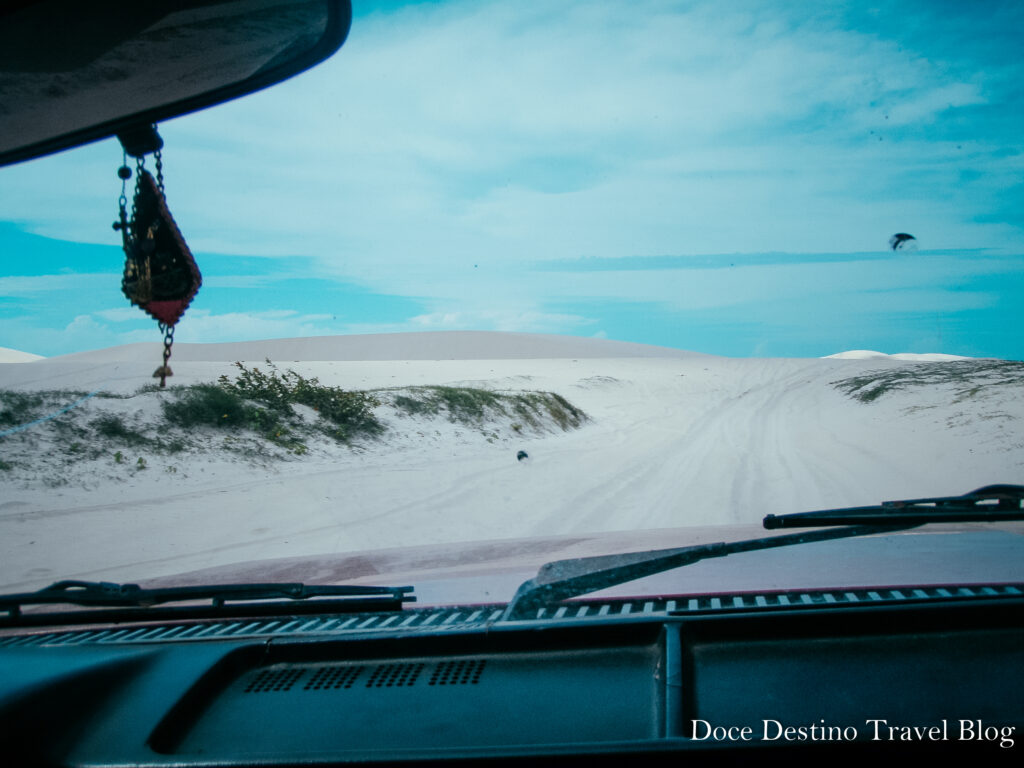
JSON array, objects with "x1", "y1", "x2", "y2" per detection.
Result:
[
  {"x1": 0, "y1": 1, "x2": 352, "y2": 167},
  {"x1": 117, "y1": 124, "x2": 164, "y2": 159}
]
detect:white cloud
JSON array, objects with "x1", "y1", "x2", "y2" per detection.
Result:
[
  {"x1": 170, "y1": 310, "x2": 338, "y2": 343},
  {"x1": 0, "y1": 273, "x2": 115, "y2": 295},
  {"x1": 11, "y1": 0, "x2": 1011, "y2": 260},
  {"x1": 408, "y1": 309, "x2": 595, "y2": 333},
  {"x1": 93, "y1": 307, "x2": 143, "y2": 322},
  {"x1": 64, "y1": 314, "x2": 108, "y2": 334}
]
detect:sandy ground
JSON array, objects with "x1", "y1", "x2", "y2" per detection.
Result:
[{"x1": 1, "y1": 332, "x2": 1022, "y2": 592}]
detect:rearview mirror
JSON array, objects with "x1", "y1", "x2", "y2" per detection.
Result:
[{"x1": 0, "y1": 0, "x2": 352, "y2": 166}]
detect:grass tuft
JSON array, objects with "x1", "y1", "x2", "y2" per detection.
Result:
[
  {"x1": 91, "y1": 414, "x2": 150, "y2": 446},
  {"x1": 390, "y1": 386, "x2": 587, "y2": 431},
  {"x1": 832, "y1": 359, "x2": 1024, "y2": 404},
  {"x1": 163, "y1": 384, "x2": 280, "y2": 432},
  {"x1": 216, "y1": 360, "x2": 383, "y2": 441},
  {"x1": 0, "y1": 391, "x2": 49, "y2": 427}
]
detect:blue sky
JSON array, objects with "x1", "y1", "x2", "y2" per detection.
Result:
[{"x1": 1, "y1": 0, "x2": 1022, "y2": 358}]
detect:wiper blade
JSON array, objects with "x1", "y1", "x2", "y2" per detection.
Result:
[
  {"x1": 503, "y1": 484, "x2": 1024, "y2": 621},
  {"x1": 0, "y1": 580, "x2": 415, "y2": 621},
  {"x1": 502, "y1": 523, "x2": 914, "y2": 621},
  {"x1": 764, "y1": 484, "x2": 1024, "y2": 529}
]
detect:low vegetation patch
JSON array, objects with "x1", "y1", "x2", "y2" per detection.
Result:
[
  {"x1": 161, "y1": 361, "x2": 384, "y2": 450},
  {"x1": 0, "y1": 389, "x2": 122, "y2": 429},
  {"x1": 0, "y1": 363, "x2": 588, "y2": 486},
  {"x1": 389, "y1": 385, "x2": 587, "y2": 432},
  {"x1": 217, "y1": 361, "x2": 384, "y2": 441},
  {"x1": 0, "y1": 391, "x2": 49, "y2": 427},
  {"x1": 831, "y1": 359, "x2": 1024, "y2": 404},
  {"x1": 163, "y1": 383, "x2": 282, "y2": 432},
  {"x1": 91, "y1": 414, "x2": 152, "y2": 446}
]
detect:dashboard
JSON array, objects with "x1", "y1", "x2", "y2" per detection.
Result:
[{"x1": 2, "y1": 585, "x2": 1022, "y2": 765}]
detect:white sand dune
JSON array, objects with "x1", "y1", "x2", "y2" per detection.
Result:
[
  {"x1": 56, "y1": 331, "x2": 709, "y2": 363},
  {"x1": 0, "y1": 346, "x2": 44, "y2": 363},
  {"x1": 1, "y1": 332, "x2": 1021, "y2": 591},
  {"x1": 0, "y1": 331, "x2": 705, "y2": 394},
  {"x1": 825, "y1": 349, "x2": 972, "y2": 361}
]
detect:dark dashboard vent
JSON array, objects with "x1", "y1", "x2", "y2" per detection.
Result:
[
  {"x1": 305, "y1": 665, "x2": 361, "y2": 690},
  {"x1": 365, "y1": 662, "x2": 424, "y2": 688},
  {"x1": 429, "y1": 658, "x2": 486, "y2": 685},
  {"x1": 244, "y1": 660, "x2": 484, "y2": 695},
  {"x1": 244, "y1": 668, "x2": 303, "y2": 693}
]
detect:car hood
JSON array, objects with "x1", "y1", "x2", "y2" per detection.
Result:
[{"x1": 138, "y1": 522, "x2": 1024, "y2": 607}]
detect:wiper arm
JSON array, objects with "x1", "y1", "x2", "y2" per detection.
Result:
[
  {"x1": 503, "y1": 484, "x2": 1024, "y2": 621},
  {"x1": 0, "y1": 580, "x2": 415, "y2": 621},
  {"x1": 502, "y1": 523, "x2": 915, "y2": 621},
  {"x1": 764, "y1": 484, "x2": 1024, "y2": 529}
]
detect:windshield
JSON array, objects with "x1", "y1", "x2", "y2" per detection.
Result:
[{"x1": 1, "y1": 0, "x2": 1022, "y2": 601}]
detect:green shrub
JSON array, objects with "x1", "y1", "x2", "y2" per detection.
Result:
[
  {"x1": 832, "y1": 359, "x2": 1024, "y2": 404},
  {"x1": 391, "y1": 386, "x2": 587, "y2": 431},
  {"x1": 392, "y1": 386, "x2": 504, "y2": 423},
  {"x1": 393, "y1": 393, "x2": 438, "y2": 417},
  {"x1": 162, "y1": 384, "x2": 279, "y2": 432},
  {"x1": 217, "y1": 361, "x2": 382, "y2": 440},
  {"x1": 218, "y1": 362, "x2": 293, "y2": 413},
  {"x1": 91, "y1": 414, "x2": 148, "y2": 445},
  {"x1": 540, "y1": 392, "x2": 587, "y2": 430},
  {"x1": 0, "y1": 390, "x2": 47, "y2": 426},
  {"x1": 433, "y1": 386, "x2": 504, "y2": 423},
  {"x1": 508, "y1": 391, "x2": 586, "y2": 431}
]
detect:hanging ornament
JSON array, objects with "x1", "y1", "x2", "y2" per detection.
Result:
[{"x1": 114, "y1": 135, "x2": 201, "y2": 387}]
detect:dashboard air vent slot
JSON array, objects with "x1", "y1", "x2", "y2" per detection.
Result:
[
  {"x1": 429, "y1": 659, "x2": 486, "y2": 685},
  {"x1": 305, "y1": 665, "x2": 361, "y2": 690},
  {"x1": 365, "y1": 662, "x2": 424, "y2": 687},
  {"x1": 244, "y1": 668, "x2": 303, "y2": 693}
]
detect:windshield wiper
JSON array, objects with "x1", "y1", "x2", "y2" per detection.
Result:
[
  {"x1": 503, "y1": 484, "x2": 1024, "y2": 621},
  {"x1": 0, "y1": 580, "x2": 414, "y2": 624},
  {"x1": 764, "y1": 484, "x2": 1024, "y2": 529},
  {"x1": 502, "y1": 523, "x2": 916, "y2": 620}
]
